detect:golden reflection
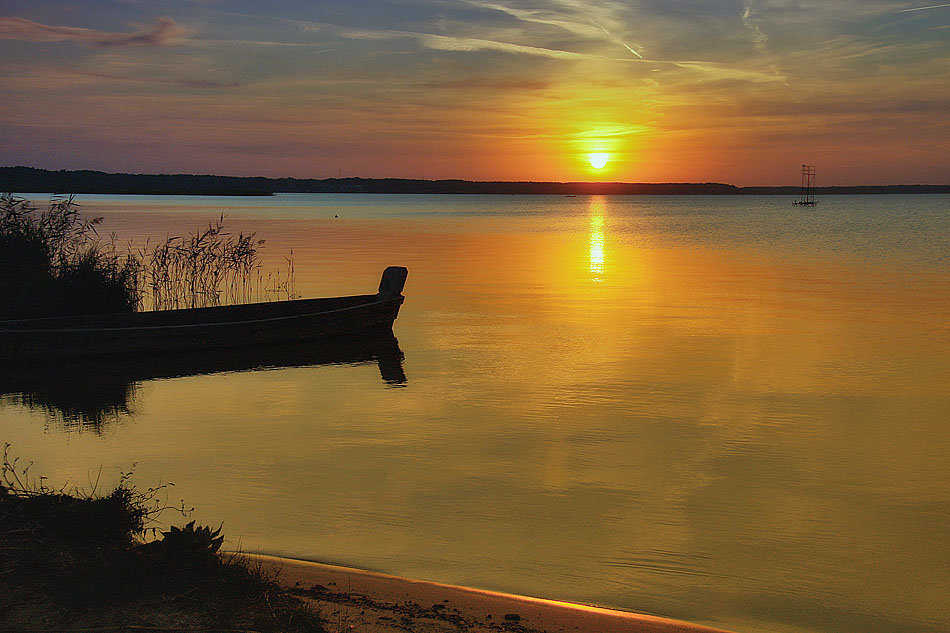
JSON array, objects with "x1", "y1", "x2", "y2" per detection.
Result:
[{"x1": 588, "y1": 196, "x2": 607, "y2": 282}]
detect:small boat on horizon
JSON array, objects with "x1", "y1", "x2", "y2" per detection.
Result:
[{"x1": 0, "y1": 266, "x2": 408, "y2": 356}]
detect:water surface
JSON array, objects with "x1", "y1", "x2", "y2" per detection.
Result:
[{"x1": 3, "y1": 194, "x2": 949, "y2": 633}]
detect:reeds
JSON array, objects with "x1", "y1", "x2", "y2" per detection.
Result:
[
  {"x1": 0, "y1": 194, "x2": 139, "y2": 318},
  {"x1": 0, "y1": 194, "x2": 297, "y2": 317},
  {"x1": 142, "y1": 214, "x2": 272, "y2": 311},
  {"x1": 137, "y1": 214, "x2": 299, "y2": 311}
]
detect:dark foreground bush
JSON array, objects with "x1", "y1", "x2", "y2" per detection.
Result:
[
  {"x1": 0, "y1": 445, "x2": 323, "y2": 631},
  {"x1": 1, "y1": 193, "x2": 293, "y2": 318},
  {"x1": 0, "y1": 194, "x2": 138, "y2": 319}
]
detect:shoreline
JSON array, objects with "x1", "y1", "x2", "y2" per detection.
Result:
[
  {"x1": 5, "y1": 167, "x2": 949, "y2": 196},
  {"x1": 248, "y1": 553, "x2": 735, "y2": 633}
]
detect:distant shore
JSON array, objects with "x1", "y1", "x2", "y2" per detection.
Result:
[{"x1": 3, "y1": 166, "x2": 948, "y2": 196}]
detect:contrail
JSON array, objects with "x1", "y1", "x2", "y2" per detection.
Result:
[
  {"x1": 621, "y1": 42, "x2": 643, "y2": 59},
  {"x1": 597, "y1": 24, "x2": 642, "y2": 58},
  {"x1": 897, "y1": 3, "x2": 950, "y2": 11}
]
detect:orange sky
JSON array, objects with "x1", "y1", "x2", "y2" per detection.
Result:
[{"x1": 0, "y1": 2, "x2": 947, "y2": 185}]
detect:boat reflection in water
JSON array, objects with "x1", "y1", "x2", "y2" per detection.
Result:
[{"x1": 0, "y1": 336, "x2": 406, "y2": 431}]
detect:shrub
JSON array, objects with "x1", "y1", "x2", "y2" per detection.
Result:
[
  {"x1": 0, "y1": 194, "x2": 139, "y2": 318},
  {"x1": 0, "y1": 445, "x2": 323, "y2": 631},
  {"x1": 0, "y1": 194, "x2": 295, "y2": 318}
]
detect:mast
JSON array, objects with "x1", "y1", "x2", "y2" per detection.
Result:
[{"x1": 794, "y1": 164, "x2": 818, "y2": 206}]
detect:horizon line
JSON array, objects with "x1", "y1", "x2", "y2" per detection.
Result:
[{"x1": 2, "y1": 165, "x2": 949, "y2": 190}]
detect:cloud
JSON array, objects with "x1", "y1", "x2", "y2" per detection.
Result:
[
  {"x1": 414, "y1": 31, "x2": 591, "y2": 59},
  {"x1": 470, "y1": 122, "x2": 654, "y2": 140},
  {"x1": 466, "y1": 0, "x2": 643, "y2": 58},
  {"x1": 77, "y1": 70, "x2": 238, "y2": 89},
  {"x1": 307, "y1": 22, "x2": 599, "y2": 60},
  {"x1": 897, "y1": 3, "x2": 950, "y2": 11},
  {"x1": 263, "y1": 12, "x2": 784, "y2": 84},
  {"x1": 0, "y1": 16, "x2": 186, "y2": 47},
  {"x1": 666, "y1": 60, "x2": 783, "y2": 83},
  {"x1": 739, "y1": 1, "x2": 786, "y2": 82},
  {"x1": 741, "y1": 2, "x2": 769, "y2": 49},
  {"x1": 424, "y1": 77, "x2": 551, "y2": 91},
  {"x1": 318, "y1": 19, "x2": 787, "y2": 84}
]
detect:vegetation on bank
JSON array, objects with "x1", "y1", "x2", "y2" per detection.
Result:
[
  {"x1": 0, "y1": 193, "x2": 296, "y2": 319},
  {"x1": 0, "y1": 194, "x2": 138, "y2": 319},
  {"x1": 0, "y1": 445, "x2": 323, "y2": 631}
]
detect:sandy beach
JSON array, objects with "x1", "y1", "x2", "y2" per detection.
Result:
[{"x1": 250, "y1": 554, "x2": 735, "y2": 633}]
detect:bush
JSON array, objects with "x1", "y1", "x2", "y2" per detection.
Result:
[
  {"x1": 1, "y1": 194, "x2": 294, "y2": 318},
  {"x1": 0, "y1": 445, "x2": 323, "y2": 631},
  {"x1": 0, "y1": 194, "x2": 139, "y2": 319}
]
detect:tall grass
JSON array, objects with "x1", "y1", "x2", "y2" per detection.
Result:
[
  {"x1": 0, "y1": 194, "x2": 140, "y2": 318},
  {"x1": 0, "y1": 194, "x2": 296, "y2": 318},
  {"x1": 142, "y1": 214, "x2": 268, "y2": 311}
]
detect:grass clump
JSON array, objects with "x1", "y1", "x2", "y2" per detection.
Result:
[
  {"x1": 0, "y1": 445, "x2": 323, "y2": 632},
  {"x1": 0, "y1": 194, "x2": 139, "y2": 319},
  {"x1": 143, "y1": 213, "x2": 263, "y2": 311},
  {"x1": 0, "y1": 193, "x2": 297, "y2": 319}
]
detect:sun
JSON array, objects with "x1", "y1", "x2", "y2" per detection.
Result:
[{"x1": 588, "y1": 153, "x2": 609, "y2": 169}]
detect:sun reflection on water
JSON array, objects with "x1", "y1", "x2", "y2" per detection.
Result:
[{"x1": 588, "y1": 196, "x2": 607, "y2": 282}]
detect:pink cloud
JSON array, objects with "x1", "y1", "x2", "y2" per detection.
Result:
[{"x1": 0, "y1": 16, "x2": 185, "y2": 47}]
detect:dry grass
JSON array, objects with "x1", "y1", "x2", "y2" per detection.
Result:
[
  {"x1": 0, "y1": 194, "x2": 296, "y2": 318},
  {"x1": 0, "y1": 445, "x2": 323, "y2": 632}
]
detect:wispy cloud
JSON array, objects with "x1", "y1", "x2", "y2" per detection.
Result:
[
  {"x1": 666, "y1": 60, "x2": 783, "y2": 83},
  {"x1": 739, "y1": 1, "x2": 785, "y2": 82},
  {"x1": 470, "y1": 122, "x2": 654, "y2": 141},
  {"x1": 305, "y1": 22, "x2": 597, "y2": 60},
  {"x1": 598, "y1": 25, "x2": 642, "y2": 59},
  {"x1": 897, "y1": 3, "x2": 950, "y2": 11},
  {"x1": 424, "y1": 77, "x2": 551, "y2": 91},
  {"x1": 572, "y1": 124, "x2": 652, "y2": 138},
  {"x1": 0, "y1": 16, "x2": 186, "y2": 47},
  {"x1": 216, "y1": 10, "x2": 789, "y2": 85},
  {"x1": 77, "y1": 70, "x2": 238, "y2": 89},
  {"x1": 740, "y1": 2, "x2": 769, "y2": 50},
  {"x1": 300, "y1": 17, "x2": 786, "y2": 84},
  {"x1": 414, "y1": 31, "x2": 590, "y2": 59},
  {"x1": 467, "y1": 1, "x2": 643, "y2": 58},
  {"x1": 191, "y1": 39, "x2": 333, "y2": 50}
]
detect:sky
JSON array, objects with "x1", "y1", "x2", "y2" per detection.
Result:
[{"x1": 0, "y1": 1, "x2": 947, "y2": 185}]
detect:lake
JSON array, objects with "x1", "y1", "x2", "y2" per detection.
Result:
[{"x1": 2, "y1": 193, "x2": 949, "y2": 633}]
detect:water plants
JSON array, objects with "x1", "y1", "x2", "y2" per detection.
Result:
[
  {"x1": 141, "y1": 213, "x2": 271, "y2": 311},
  {"x1": 0, "y1": 194, "x2": 139, "y2": 318},
  {"x1": 0, "y1": 194, "x2": 296, "y2": 318}
]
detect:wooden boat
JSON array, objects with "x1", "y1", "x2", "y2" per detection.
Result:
[{"x1": 0, "y1": 266, "x2": 407, "y2": 356}]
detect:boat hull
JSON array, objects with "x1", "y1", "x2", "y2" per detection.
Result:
[{"x1": 0, "y1": 294, "x2": 404, "y2": 356}]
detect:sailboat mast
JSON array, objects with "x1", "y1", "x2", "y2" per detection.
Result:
[{"x1": 794, "y1": 164, "x2": 818, "y2": 206}]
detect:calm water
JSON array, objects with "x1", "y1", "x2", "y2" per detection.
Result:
[{"x1": 3, "y1": 194, "x2": 949, "y2": 633}]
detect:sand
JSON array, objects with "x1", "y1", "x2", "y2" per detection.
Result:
[{"x1": 249, "y1": 554, "x2": 735, "y2": 633}]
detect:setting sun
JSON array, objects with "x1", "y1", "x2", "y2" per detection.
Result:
[{"x1": 588, "y1": 153, "x2": 609, "y2": 169}]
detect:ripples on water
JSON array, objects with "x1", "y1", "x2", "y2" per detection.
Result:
[{"x1": 2, "y1": 194, "x2": 949, "y2": 633}]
